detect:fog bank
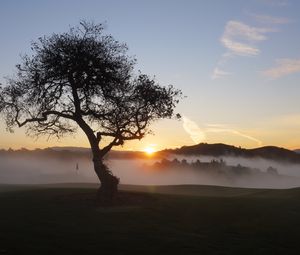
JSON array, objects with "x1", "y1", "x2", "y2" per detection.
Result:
[{"x1": 1, "y1": 154, "x2": 300, "y2": 189}]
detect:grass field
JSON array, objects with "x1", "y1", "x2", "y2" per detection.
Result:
[{"x1": 1, "y1": 183, "x2": 300, "y2": 254}]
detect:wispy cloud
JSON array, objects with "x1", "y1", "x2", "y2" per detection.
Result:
[
  {"x1": 211, "y1": 67, "x2": 232, "y2": 80},
  {"x1": 206, "y1": 127, "x2": 263, "y2": 146},
  {"x1": 251, "y1": 14, "x2": 291, "y2": 24},
  {"x1": 221, "y1": 20, "x2": 273, "y2": 57},
  {"x1": 212, "y1": 20, "x2": 275, "y2": 80},
  {"x1": 182, "y1": 116, "x2": 263, "y2": 146},
  {"x1": 182, "y1": 116, "x2": 206, "y2": 143},
  {"x1": 262, "y1": 58, "x2": 300, "y2": 79}
]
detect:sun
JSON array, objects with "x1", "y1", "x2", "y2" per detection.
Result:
[{"x1": 144, "y1": 147, "x2": 156, "y2": 155}]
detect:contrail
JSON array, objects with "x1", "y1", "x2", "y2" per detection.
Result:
[
  {"x1": 207, "y1": 127, "x2": 263, "y2": 146},
  {"x1": 182, "y1": 116, "x2": 206, "y2": 143},
  {"x1": 182, "y1": 116, "x2": 263, "y2": 146}
]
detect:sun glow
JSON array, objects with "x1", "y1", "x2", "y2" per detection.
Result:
[{"x1": 144, "y1": 147, "x2": 156, "y2": 155}]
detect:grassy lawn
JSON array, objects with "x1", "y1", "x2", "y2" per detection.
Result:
[{"x1": 0, "y1": 184, "x2": 300, "y2": 254}]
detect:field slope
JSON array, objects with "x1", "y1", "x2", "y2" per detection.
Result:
[{"x1": 1, "y1": 184, "x2": 300, "y2": 254}]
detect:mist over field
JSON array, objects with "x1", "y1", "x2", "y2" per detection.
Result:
[{"x1": 1, "y1": 153, "x2": 300, "y2": 189}]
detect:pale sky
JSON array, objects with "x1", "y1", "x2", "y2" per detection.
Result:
[{"x1": 1, "y1": 0, "x2": 300, "y2": 151}]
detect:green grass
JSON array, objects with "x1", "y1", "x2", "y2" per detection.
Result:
[{"x1": 1, "y1": 184, "x2": 300, "y2": 254}]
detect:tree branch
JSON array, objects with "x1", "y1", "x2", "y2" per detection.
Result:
[{"x1": 16, "y1": 110, "x2": 75, "y2": 127}]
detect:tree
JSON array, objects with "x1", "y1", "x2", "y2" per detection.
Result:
[{"x1": 0, "y1": 22, "x2": 182, "y2": 203}]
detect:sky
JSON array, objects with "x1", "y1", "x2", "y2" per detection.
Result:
[{"x1": 0, "y1": 0, "x2": 300, "y2": 151}]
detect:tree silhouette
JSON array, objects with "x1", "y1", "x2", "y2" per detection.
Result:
[{"x1": 0, "y1": 22, "x2": 182, "y2": 203}]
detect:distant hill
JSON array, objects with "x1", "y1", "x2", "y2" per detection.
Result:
[
  {"x1": 50, "y1": 147, "x2": 156, "y2": 159},
  {"x1": 0, "y1": 147, "x2": 159, "y2": 160},
  {"x1": 51, "y1": 146, "x2": 90, "y2": 152},
  {"x1": 164, "y1": 143, "x2": 300, "y2": 163},
  {"x1": 1, "y1": 143, "x2": 300, "y2": 163},
  {"x1": 294, "y1": 149, "x2": 300, "y2": 154}
]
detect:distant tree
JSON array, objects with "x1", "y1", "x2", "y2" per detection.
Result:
[
  {"x1": 266, "y1": 166, "x2": 278, "y2": 175},
  {"x1": 0, "y1": 22, "x2": 182, "y2": 203},
  {"x1": 181, "y1": 159, "x2": 188, "y2": 166},
  {"x1": 161, "y1": 158, "x2": 171, "y2": 166},
  {"x1": 171, "y1": 158, "x2": 180, "y2": 165}
]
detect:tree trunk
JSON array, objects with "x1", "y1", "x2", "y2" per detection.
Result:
[
  {"x1": 92, "y1": 156, "x2": 119, "y2": 205},
  {"x1": 76, "y1": 110, "x2": 119, "y2": 204}
]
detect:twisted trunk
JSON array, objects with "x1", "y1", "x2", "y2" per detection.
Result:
[
  {"x1": 77, "y1": 116, "x2": 119, "y2": 204},
  {"x1": 93, "y1": 156, "x2": 119, "y2": 204},
  {"x1": 91, "y1": 146, "x2": 119, "y2": 205}
]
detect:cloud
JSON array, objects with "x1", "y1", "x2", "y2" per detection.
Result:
[
  {"x1": 251, "y1": 14, "x2": 291, "y2": 24},
  {"x1": 221, "y1": 38, "x2": 260, "y2": 56},
  {"x1": 262, "y1": 58, "x2": 300, "y2": 79},
  {"x1": 221, "y1": 20, "x2": 273, "y2": 57},
  {"x1": 211, "y1": 67, "x2": 232, "y2": 80},
  {"x1": 182, "y1": 116, "x2": 206, "y2": 143},
  {"x1": 212, "y1": 20, "x2": 275, "y2": 80},
  {"x1": 206, "y1": 127, "x2": 263, "y2": 146},
  {"x1": 182, "y1": 117, "x2": 263, "y2": 146}
]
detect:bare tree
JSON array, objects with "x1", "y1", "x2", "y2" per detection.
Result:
[{"x1": 0, "y1": 22, "x2": 182, "y2": 203}]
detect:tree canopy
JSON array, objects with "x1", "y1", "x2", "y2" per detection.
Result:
[{"x1": 0, "y1": 22, "x2": 182, "y2": 157}]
